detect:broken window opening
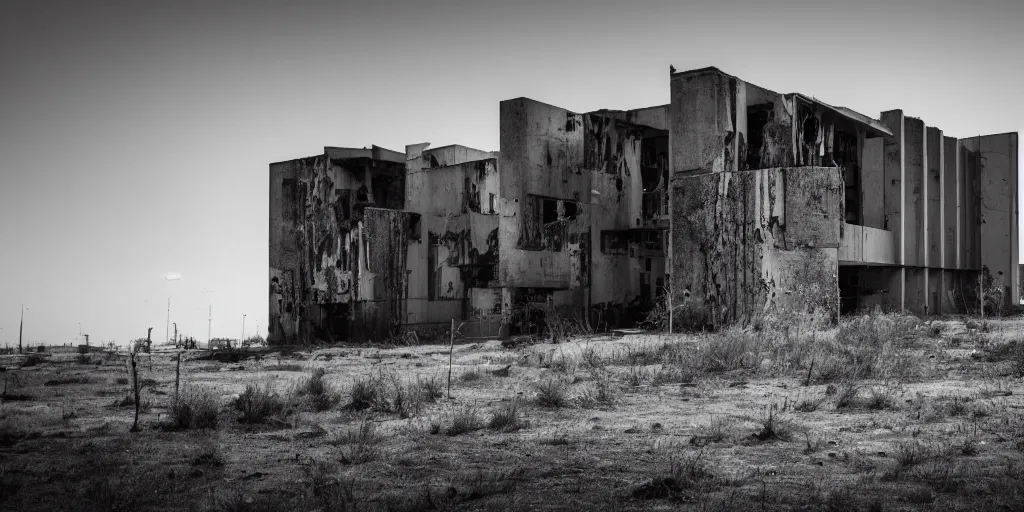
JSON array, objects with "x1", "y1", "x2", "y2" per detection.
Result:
[
  {"x1": 489, "y1": 193, "x2": 496, "y2": 214},
  {"x1": 562, "y1": 201, "x2": 579, "y2": 220},
  {"x1": 541, "y1": 199, "x2": 558, "y2": 224}
]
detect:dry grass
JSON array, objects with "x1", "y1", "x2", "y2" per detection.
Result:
[
  {"x1": 170, "y1": 384, "x2": 219, "y2": 429},
  {"x1": 2, "y1": 311, "x2": 1024, "y2": 511}
]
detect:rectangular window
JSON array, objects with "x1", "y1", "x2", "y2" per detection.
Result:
[
  {"x1": 519, "y1": 194, "x2": 580, "y2": 252},
  {"x1": 489, "y1": 193, "x2": 496, "y2": 214}
]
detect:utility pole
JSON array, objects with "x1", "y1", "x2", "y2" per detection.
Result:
[
  {"x1": 165, "y1": 298, "x2": 170, "y2": 346},
  {"x1": 240, "y1": 313, "x2": 246, "y2": 348},
  {"x1": 173, "y1": 322, "x2": 178, "y2": 348},
  {"x1": 18, "y1": 304, "x2": 24, "y2": 354},
  {"x1": 207, "y1": 305, "x2": 212, "y2": 348}
]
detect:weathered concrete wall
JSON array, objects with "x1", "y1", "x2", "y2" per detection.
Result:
[
  {"x1": 880, "y1": 110, "x2": 906, "y2": 273},
  {"x1": 268, "y1": 150, "x2": 411, "y2": 343},
  {"x1": 405, "y1": 144, "x2": 502, "y2": 336},
  {"x1": 498, "y1": 98, "x2": 590, "y2": 293},
  {"x1": 671, "y1": 167, "x2": 841, "y2": 329}
]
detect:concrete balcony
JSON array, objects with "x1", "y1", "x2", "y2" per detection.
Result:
[{"x1": 839, "y1": 223, "x2": 897, "y2": 266}]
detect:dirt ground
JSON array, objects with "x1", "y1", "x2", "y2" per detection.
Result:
[{"x1": 2, "y1": 314, "x2": 1024, "y2": 511}]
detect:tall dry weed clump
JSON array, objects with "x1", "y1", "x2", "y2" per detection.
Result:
[
  {"x1": 171, "y1": 385, "x2": 220, "y2": 429},
  {"x1": 234, "y1": 380, "x2": 296, "y2": 424}
]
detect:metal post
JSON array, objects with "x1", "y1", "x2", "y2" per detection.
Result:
[
  {"x1": 165, "y1": 298, "x2": 170, "y2": 346},
  {"x1": 18, "y1": 305, "x2": 24, "y2": 354}
]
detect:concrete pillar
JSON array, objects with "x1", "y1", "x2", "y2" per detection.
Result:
[
  {"x1": 977, "y1": 133, "x2": 1020, "y2": 307},
  {"x1": 861, "y1": 137, "x2": 885, "y2": 229},
  {"x1": 960, "y1": 138, "x2": 981, "y2": 270},
  {"x1": 943, "y1": 136, "x2": 959, "y2": 270},
  {"x1": 903, "y1": 117, "x2": 926, "y2": 267},
  {"x1": 669, "y1": 68, "x2": 735, "y2": 176},
  {"x1": 880, "y1": 110, "x2": 905, "y2": 310},
  {"x1": 926, "y1": 127, "x2": 942, "y2": 269}
]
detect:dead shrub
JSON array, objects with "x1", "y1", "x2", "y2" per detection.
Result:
[
  {"x1": 632, "y1": 448, "x2": 716, "y2": 500},
  {"x1": 488, "y1": 399, "x2": 527, "y2": 432},
  {"x1": 693, "y1": 415, "x2": 734, "y2": 445},
  {"x1": 296, "y1": 368, "x2": 340, "y2": 412},
  {"x1": 535, "y1": 378, "x2": 569, "y2": 408},
  {"x1": 576, "y1": 371, "x2": 618, "y2": 408},
  {"x1": 234, "y1": 380, "x2": 293, "y2": 424},
  {"x1": 834, "y1": 380, "x2": 861, "y2": 409},
  {"x1": 752, "y1": 404, "x2": 796, "y2": 442},
  {"x1": 170, "y1": 385, "x2": 219, "y2": 430},
  {"x1": 866, "y1": 385, "x2": 900, "y2": 411},
  {"x1": 894, "y1": 441, "x2": 930, "y2": 468},
  {"x1": 793, "y1": 393, "x2": 827, "y2": 413},
  {"x1": 330, "y1": 417, "x2": 384, "y2": 465},
  {"x1": 443, "y1": 405, "x2": 484, "y2": 436}
]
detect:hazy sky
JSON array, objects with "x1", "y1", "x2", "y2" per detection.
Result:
[{"x1": 1, "y1": 0, "x2": 1021, "y2": 346}]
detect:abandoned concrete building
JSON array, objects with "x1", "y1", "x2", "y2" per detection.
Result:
[{"x1": 268, "y1": 66, "x2": 1019, "y2": 344}]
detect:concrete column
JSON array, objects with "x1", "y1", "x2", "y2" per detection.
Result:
[
  {"x1": 926, "y1": 127, "x2": 942, "y2": 269},
  {"x1": 861, "y1": 137, "x2": 885, "y2": 229},
  {"x1": 669, "y1": 68, "x2": 735, "y2": 176},
  {"x1": 977, "y1": 133, "x2": 1020, "y2": 307},
  {"x1": 942, "y1": 136, "x2": 959, "y2": 269},
  {"x1": 880, "y1": 110, "x2": 905, "y2": 311},
  {"x1": 904, "y1": 118, "x2": 926, "y2": 267},
  {"x1": 960, "y1": 138, "x2": 981, "y2": 270}
]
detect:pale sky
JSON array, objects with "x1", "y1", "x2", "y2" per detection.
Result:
[{"x1": 1, "y1": 0, "x2": 1021, "y2": 346}]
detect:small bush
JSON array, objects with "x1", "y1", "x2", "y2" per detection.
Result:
[
  {"x1": 330, "y1": 418, "x2": 383, "y2": 465},
  {"x1": 234, "y1": 381, "x2": 292, "y2": 424},
  {"x1": 535, "y1": 379, "x2": 569, "y2": 408},
  {"x1": 866, "y1": 386, "x2": 900, "y2": 410},
  {"x1": 115, "y1": 377, "x2": 129, "y2": 385},
  {"x1": 444, "y1": 405, "x2": 483, "y2": 436},
  {"x1": 834, "y1": 380, "x2": 860, "y2": 409},
  {"x1": 75, "y1": 354, "x2": 93, "y2": 365},
  {"x1": 694, "y1": 415, "x2": 733, "y2": 444},
  {"x1": 488, "y1": 399, "x2": 527, "y2": 432},
  {"x1": 419, "y1": 374, "x2": 443, "y2": 402},
  {"x1": 752, "y1": 405, "x2": 795, "y2": 442},
  {"x1": 296, "y1": 368, "x2": 340, "y2": 412},
  {"x1": 171, "y1": 385, "x2": 219, "y2": 429},
  {"x1": 347, "y1": 374, "x2": 381, "y2": 411},
  {"x1": 632, "y1": 449, "x2": 716, "y2": 500},
  {"x1": 793, "y1": 393, "x2": 826, "y2": 413},
  {"x1": 894, "y1": 441, "x2": 929, "y2": 468}
]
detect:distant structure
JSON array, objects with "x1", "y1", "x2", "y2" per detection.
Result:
[{"x1": 268, "y1": 66, "x2": 1019, "y2": 344}]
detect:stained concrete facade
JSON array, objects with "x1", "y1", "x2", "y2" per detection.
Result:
[{"x1": 268, "y1": 66, "x2": 1019, "y2": 343}]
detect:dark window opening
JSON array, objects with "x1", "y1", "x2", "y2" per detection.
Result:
[
  {"x1": 489, "y1": 193, "x2": 496, "y2": 213},
  {"x1": 541, "y1": 199, "x2": 558, "y2": 224},
  {"x1": 407, "y1": 214, "x2": 422, "y2": 242},
  {"x1": 563, "y1": 201, "x2": 579, "y2": 220},
  {"x1": 746, "y1": 104, "x2": 771, "y2": 169}
]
